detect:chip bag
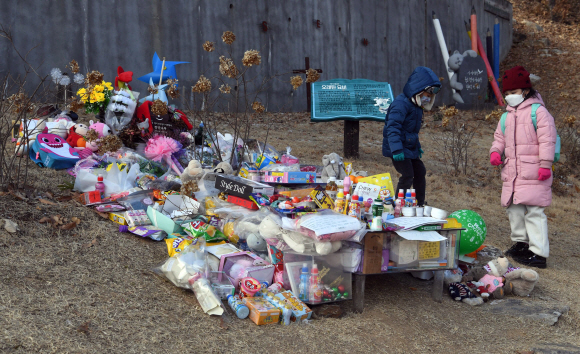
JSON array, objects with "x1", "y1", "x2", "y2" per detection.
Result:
[
  {"x1": 183, "y1": 216, "x2": 227, "y2": 243},
  {"x1": 166, "y1": 236, "x2": 195, "y2": 257}
]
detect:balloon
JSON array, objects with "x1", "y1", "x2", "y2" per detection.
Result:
[{"x1": 449, "y1": 209, "x2": 487, "y2": 255}]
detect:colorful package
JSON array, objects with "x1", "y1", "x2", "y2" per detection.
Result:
[
  {"x1": 182, "y1": 216, "x2": 227, "y2": 243},
  {"x1": 165, "y1": 236, "x2": 195, "y2": 257},
  {"x1": 119, "y1": 225, "x2": 166, "y2": 241},
  {"x1": 273, "y1": 290, "x2": 312, "y2": 323},
  {"x1": 239, "y1": 277, "x2": 261, "y2": 298},
  {"x1": 242, "y1": 297, "x2": 280, "y2": 325}
]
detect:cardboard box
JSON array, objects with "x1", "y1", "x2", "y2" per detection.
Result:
[
  {"x1": 262, "y1": 171, "x2": 317, "y2": 184},
  {"x1": 215, "y1": 174, "x2": 274, "y2": 199},
  {"x1": 279, "y1": 188, "x2": 315, "y2": 199},
  {"x1": 309, "y1": 186, "x2": 334, "y2": 209},
  {"x1": 273, "y1": 291, "x2": 312, "y2": 323},
  {"x1": 360, "y1": 232, "x2": 387, "y2": 274},
  {"x1": 242, "y1": 297, "x2": 280, "y2": 325},
  {"x1": 227, "y1": 195, "x2": 259, "y2": 210},
  {"x1": 146, "y1": 195, "x2": 200, "y2": 235},
  {"x1": 109, "y1": 212, "x2": 128, "y2": 225}
]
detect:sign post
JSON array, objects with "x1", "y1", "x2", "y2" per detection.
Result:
[
  {"x1": 455, "y1": 55, "x2": 487, "y2": 109},
  {"x1": 311, "y1": 79, "x2": 394, "y2": 158}
]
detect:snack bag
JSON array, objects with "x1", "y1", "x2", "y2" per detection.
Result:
[
  {"x1": 166, "y1": 236, "x2": 195, "y2": 256},
  {"x1": 183, "y1": 216, "x2": 227, "y2": 243}
]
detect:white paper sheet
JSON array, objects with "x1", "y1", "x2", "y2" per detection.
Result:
[
  {"x1": 395, "y1": 230, "x2": 446, "y2": 242},
  {"x1": 299, "y1": 214, "x2": 362, "y2": 237},
  {"x1": 387, "y1": 217, "x2": 447, "y2": 230}
]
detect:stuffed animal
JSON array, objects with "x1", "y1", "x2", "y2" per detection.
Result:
[
  {"x1": 89, "y1": 120, "x2": 111, "y2": 138},
  {"x1": 115, "y1": 66, "x2": 133, "y2": 90},
  {"x1": 66, "y1": 123, "x2": 89, "y2": 148},
  {"x1": 466, "y1": 281, "x2": 490, "y2": 300},
  {"x1": 181, "y1": 160, "x2": 206, "y2": 183},
  {"x1": 462, "y1": 256, "x2": 539, "y2": 297},
  {"x1": 448, "y1": 49, "x2": 478, "y2": 104},
  {"x1": 321, "y1": 152, "x2": 347, "y2": 182},
  {"x1": 46, "y1": 114, "x2": 74, "y2": 138},
  {"x1": 213, "y1": 161, "x2": 234, "y2": 175},
  {"x1": 229, "y1": 259, "x2": 254, "y2": 286},
  {"x1": 448, "y1": 282, "x2": 484, "y2": 306}
]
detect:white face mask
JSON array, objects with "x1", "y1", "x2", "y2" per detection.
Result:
[
  {"x1": 415, "y1": 94, "x2": 435, "y2": 111},
  {"x1": 505, "y1": 93, "x2": 525, "y2": 107}
]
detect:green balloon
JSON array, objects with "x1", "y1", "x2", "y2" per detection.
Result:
[{"x1": 449, "y1": 209, "x2": 487, "y2": 255}]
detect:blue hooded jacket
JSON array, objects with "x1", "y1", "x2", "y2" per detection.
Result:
[{"x1": 382, "y1": 66, "x2": 441, "y2": 159}]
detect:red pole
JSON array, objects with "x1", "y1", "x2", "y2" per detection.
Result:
[{"x1": 475, "y1": 32, "x2": 505, "y2": 106}]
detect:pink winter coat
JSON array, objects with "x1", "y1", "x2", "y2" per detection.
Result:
[{"x1": 490, "y1": 93, "x2": 557, "y2": 208}]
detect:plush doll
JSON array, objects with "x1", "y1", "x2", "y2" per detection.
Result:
[
  {"x1": 213, "y1": 161, "x2": 234, "y2": 175},
  {"x1": 448, "y1": 49, "x2": 478, "y2": 104},
  {"x1": 46, "y1": 114, "x2": 74, "y2": 138},
  {"x1": 321, "y1": 152, "x2": 347, "y2": 182},
  {"x1": 448, "y1": 282, "x2": 484, "y2": 306},
  {"x1": 466, "y1": 281, "x2": 490, "y2": 300},
  {"x1": 66, "y1": 123, "x2": 90, "y2": 148},
  {"x1": 503, "y1": 268, "x2": 539, "y2": 297},
  {"x1": 181, "y1": 160, "x2": 206, "y2": 183},
  {"x1": 228, "y1": 259, "x2": 254, "y2": 286},
  {"x1": 462, "y1": 256, "x2": 510, "y2": 282},
  {"x1": 88, "y1": 120, "x2": 111, "y2": 138}
]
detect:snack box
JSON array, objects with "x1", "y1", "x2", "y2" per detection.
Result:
[
  {"x1": 80, "y1": 191, "x2": 101, "y2": 205},
  {"x1": 309, "y1": 186, "x2": 334, "y2": 209},
  {"x1": 227, "y1": 195, "x2": 259, "y2": 210},
  {"x1": 273, "y1": 290, "x2": 312, "y2": 323},
  {"x1": 215, "y1": 174, "x2": 274, "y2": 199},
  {"x1": 262, "y1": 171, "x2": 317, "y2": 184},
  {"x1": 109, "y1": 212, "x2": 128, "y2": 226},
  {"x1": 242, "y1": 297, "x2": 280, "y2": 325}
]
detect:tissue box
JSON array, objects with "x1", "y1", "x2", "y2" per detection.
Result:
[
  {"x1": 217, "y1": 251, "x2": 274, "y2": 286},
  {"x1": 215, "y1": 174, "x2": 274, "y2": 199},
  {"x1": 146, "y1": 195, "x2": 200, "y2": 235},
  {"x1": 273, "y1": 291, "x2": 312, "y2": 323},
  {"x1": 242, "y1": 297, "x2": 280, "y2": 325}
]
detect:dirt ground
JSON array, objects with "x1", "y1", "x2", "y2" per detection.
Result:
[{"x1": 2, "y1": 1, "x2": 580, "y2": 353}]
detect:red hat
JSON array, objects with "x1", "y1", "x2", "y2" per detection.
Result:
[{"x1": 501, "y1": 66, "x2": 532, "y2": 93}]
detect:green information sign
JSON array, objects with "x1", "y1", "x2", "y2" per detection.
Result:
[{"x1": 311, "y1": 79, "x2": 394, "y2": 122}]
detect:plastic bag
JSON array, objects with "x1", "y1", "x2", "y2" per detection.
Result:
[
  {"x1": 182, "y1": 216, "x2": 228, "y2": 243},
  {"x1": 294, "y1": 209, "x2": 366, "y2": 242},
  {"x1": 281, "y1": 147, "x2": 299, "y2": 166},
  {"x1": 261, "y1": 163, "x2": 301, "y2": 172},
  {"x1": 116, "y1": 190, "x2": 155, "y2": 210}
]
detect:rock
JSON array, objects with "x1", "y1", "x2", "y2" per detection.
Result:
[
  {"x1": 312, "y1": 304, "x2": 343, "y2": 318},
  {"x1": 476, "y1": 246, "x2": 503, "y2": 264},
  {"x1": 533, "y1": 344, "x2": 580, "y2": 353},
  {"x1": 522, "y1": 20, "x2": 544, "y2": 32},
  {"x1": 534, "y1": 38, "x2": 550, "y2": 47},
  {"x1": 551, "y1": 49, "x2": 567, "y2": 55},
  {"x1": 3, "y1": 219, "x2": 18, "y2": 233},
  {"x1": 540, "y1": 54, "x2": 552, "y2": 57},
  {"x1": 484, "y1": 298, "x2": 569, "y2": 325}
]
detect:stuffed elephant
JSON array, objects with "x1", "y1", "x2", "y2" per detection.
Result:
[{"x1": 321, "y1": 152, "x2": 347, "y2": 182}]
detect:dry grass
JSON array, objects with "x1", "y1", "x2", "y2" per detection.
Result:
[{"x1": 3, "y1": 1, "x2": 580, "y2": 352}]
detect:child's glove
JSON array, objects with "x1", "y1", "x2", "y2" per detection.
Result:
[
  {"x1": 392, "y1": 152, "x2": 405, "y2": 162},
  {"x1": 490, "y1": 152, "x2": 502, "y2": 166},
  {"x1": 538, "y1": 168, "x2": 551, "y2": 181},
  {"x1": 419, "y1": 148, "x2": 424, "y2": 159}
]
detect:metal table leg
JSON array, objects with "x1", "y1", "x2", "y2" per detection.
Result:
[
  {"x1": 432, "y1": 270, "x2": 444, "y2": 302},
  {"x1": 353, "y1": 273, "x2": 366, "y2": 313}
]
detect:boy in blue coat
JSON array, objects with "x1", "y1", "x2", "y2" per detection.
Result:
[{"x1": 382, "y1": 66, "x2": 441, "y2": 206}]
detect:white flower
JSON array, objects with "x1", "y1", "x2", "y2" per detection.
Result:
[
  {"x1": 74, "y1": 73, "x2": 84, "y2": 84},
  {"x1": 59, "y1": 75, "x2": 70, "y2": 86},
  {"x1": 50, "y1": 68, "x2": 63, "y2": 84}
]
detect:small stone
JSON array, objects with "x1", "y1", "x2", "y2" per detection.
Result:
[
  {"x1": 540, "y1": 54, "x2": 552, "y2": 57},
  {"x1": 522, "y1": 20, "x2": 543, "y2": 32}
]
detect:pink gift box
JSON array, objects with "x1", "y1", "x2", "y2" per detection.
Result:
[{"x1": 218, "y1": 251, "x2": 275, "y2": 287}]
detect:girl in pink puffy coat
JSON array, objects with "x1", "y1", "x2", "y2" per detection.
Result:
[{"x1": 489, "y1": 66, "x2": 557, "y2": 269}]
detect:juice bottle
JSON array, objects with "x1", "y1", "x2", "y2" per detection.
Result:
[
  {"x1": 95, "y1": 174, "x2": 105, "y2": 197},
  {"x1": 405, "y1": 189, "x2": 413, "y2": 207},
  {"x1": 344, "y1": 193, "x2": 351, "y2": 215},
  {"x1": 325, "y1": 177, "x2": 338, "y2": 200},
  {"x1": 309, "y1": 263, "x2": 322, "y2": 303},
  {"x1": 348, "y1": 194, "x2": 361, "y2": 219},
  {"x1": 394, "y1": 189, "x2": 404, "y2": 217},
  {"x1": 343, "y1": 176, "x2": 351, "y2": 195},
  {"x1": 334, "y1": 191, "x2": 345, "y2": 213},
  {"x1": 411, "y1": 189, "x2": 417, "y2": 206}
]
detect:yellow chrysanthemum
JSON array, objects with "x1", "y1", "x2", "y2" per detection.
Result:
[
  {"x1": 95, "y1": 92, "x2": 105, "y2": 102},
  {"x1": 103, "y1": 81, "x2": 113, "y2": 90},
  {"x1": 77, "y1": 88, "x2": 86, "y2": 95},
  {"x1": 94, "y1": 85, "x2": 104, "y2": 93}
]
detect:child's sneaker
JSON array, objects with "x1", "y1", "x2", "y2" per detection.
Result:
[
  {"x1": 515, "y1": 253, "x2": 547, "y2": 269},
  {"x1": 504, "y1": 242, "x2": 529, "y2": 258}
]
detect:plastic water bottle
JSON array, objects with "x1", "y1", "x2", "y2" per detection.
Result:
[
  {"x1": 95, "y1": 174, "x2": 105, "y2": 197},
  {"x1": 298, "y1": 263, "x2": 310, "y2": 302},
  {"x1": 227, "y1": 294, "x2": 249, "y2": 319},
  {"x1": 282, "y1": 304, "x2": 293, "y2": 325}
]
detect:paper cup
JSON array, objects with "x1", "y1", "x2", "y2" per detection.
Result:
[
  {"x1": 430, "y1": 207, "x2": 448, "y2": 220},
  {"x1": 424, "y1": 206, "x2": 432, "y2": 217},
  {"x1": 402, "y1": 207, "x2": 415, "y2": 217},
  {"x1": 416, "y1": 207, "x2": 424, "y2": 217},
  {"x1": 239, "y1": 277, "x2": 261, "y2": 298}
]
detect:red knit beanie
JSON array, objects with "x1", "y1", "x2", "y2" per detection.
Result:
[{"x1": 501, "y1": 66, "x2": 532, "y2": 93}]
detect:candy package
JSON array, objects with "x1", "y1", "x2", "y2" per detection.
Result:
[
  {"x1": 165, "y1": 236, "x2": 196, "y2": 257},
  {"x1": 119, "y1": 225, "x2": 166, "y2": 241}
]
